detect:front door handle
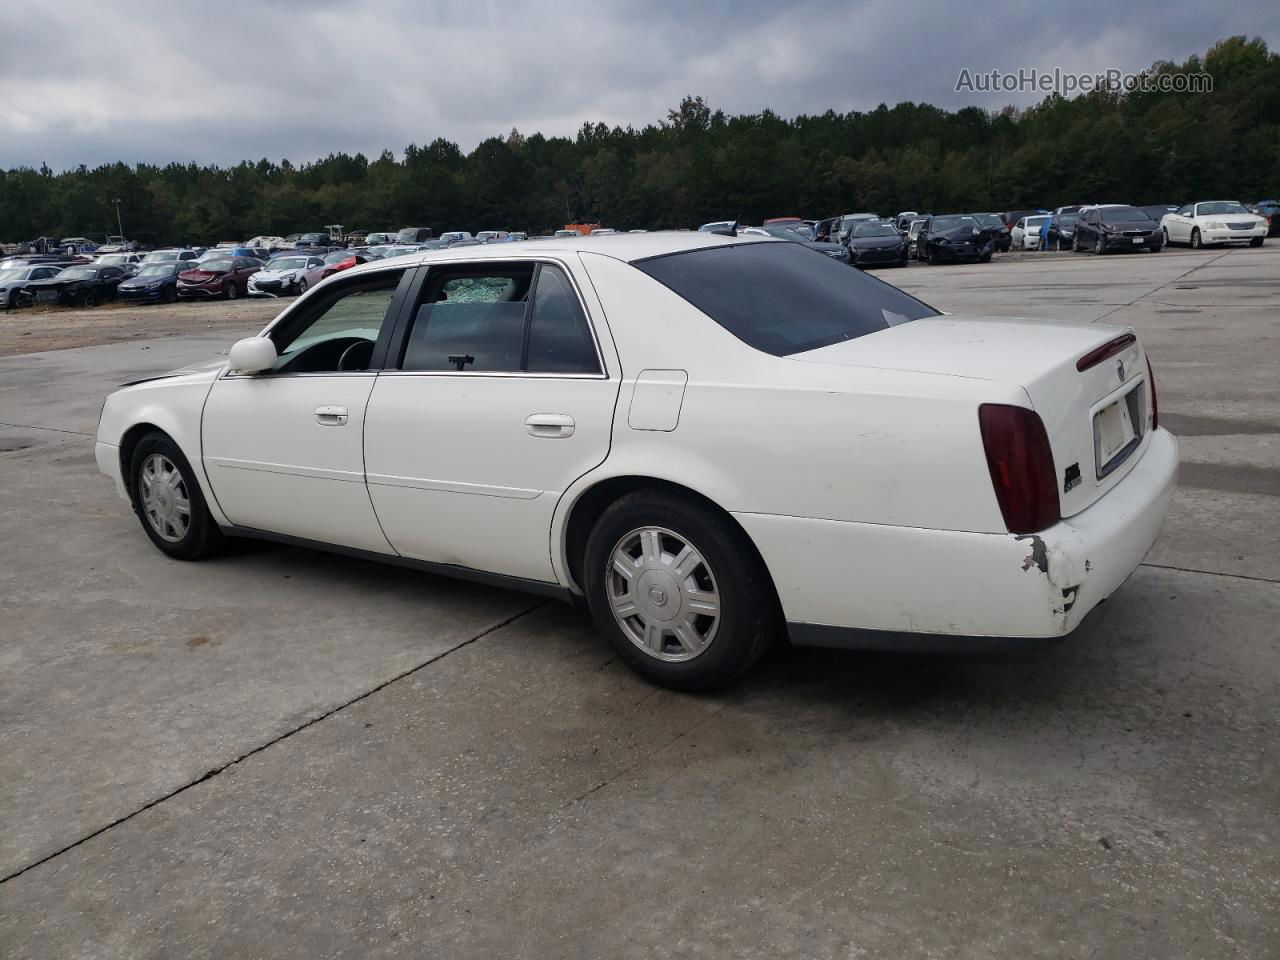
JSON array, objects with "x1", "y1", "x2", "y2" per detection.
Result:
[
  {"x1": 315, "y1": 405, "x2": 348, "y2": 426},
  {"x1": 525, "y1": 413, "x2": 575, "y2": 438}
]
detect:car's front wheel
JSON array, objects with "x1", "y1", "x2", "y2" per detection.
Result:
[
  {"x1": 225, "y1": 282, "x2": 239, "y2": 300},
  {"x1": 1250, "y1": 237, "x2": 1264, "y2": 248},
  {"x1": 1191, "y1": 228, "x2": 1203, "y2": 249},
  {"x1": 129, "y1": 432, "x2": 224, "y2": 560},
  {"x1": 583, "y1": 491, "x2": 777, "y2": 691}
]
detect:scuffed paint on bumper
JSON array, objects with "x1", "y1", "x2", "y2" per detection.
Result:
[{"x1": 739, "y1": 427, "x2": 1178, "y2": 646}]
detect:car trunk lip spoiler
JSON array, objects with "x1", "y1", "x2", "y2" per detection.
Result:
[{"x1": 1076, "y1": 333, "x2": 1136, "y2": 372}]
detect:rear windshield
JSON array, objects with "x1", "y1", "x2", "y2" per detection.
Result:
[{"x1": 635, "y1": 242, "x2": 937, "y2": 357}]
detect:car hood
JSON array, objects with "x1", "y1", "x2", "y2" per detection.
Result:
[
  {"x1": 119, "y1": 356, "x2": 227, "y2": 388},
  {"x1": 1102, "y1": 220, "x2": 1158, "y2": 231},
  {"x1": 26, "y1": 276, "x2": 79, "y2": 288},
  {"x1": 255, "y1": 269, "x2": 300, "y2": 281},
  {"x1": 849, "y1": 235, "x2": 904, "y2": 248},
  {"x1": 120, "y1": 275, "x2": 168, "y2": 287},
  {"x1": 933, "y1": 227, "x2": 986, "y2": 240}
]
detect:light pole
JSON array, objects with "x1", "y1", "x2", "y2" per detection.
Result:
[{"x1": 112, "y1": 198, "x2": 124, "y2": 244}]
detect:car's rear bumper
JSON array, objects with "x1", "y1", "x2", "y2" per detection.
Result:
[{"x1": 738, "y1": 427, "x2": 1178, "y2": 647}]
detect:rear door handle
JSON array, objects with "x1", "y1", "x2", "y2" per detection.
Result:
[
  {"x1": 525, "y1": 413, "x2": 575, "y2": 438},
  {"x1": 315, "y1": 405, "x2": 348, "y2": 426}
]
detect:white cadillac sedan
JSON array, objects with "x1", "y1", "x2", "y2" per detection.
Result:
[
  {"x1": 96, "y1": 233, "x2": 1177, "y2": 690},
  {"x1": 1160, "y1": 201, "x2": 1268, "y2": 248}
]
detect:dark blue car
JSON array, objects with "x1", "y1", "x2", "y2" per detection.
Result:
[{"x1": 118, "y1": 261, "x2": 186, "y2": 303}]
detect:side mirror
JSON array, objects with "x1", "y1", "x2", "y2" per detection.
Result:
[{"x1": 228, "y1": 337, "x2": 277, "y2": 374}]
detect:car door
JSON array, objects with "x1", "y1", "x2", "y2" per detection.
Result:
[
  {"x1": 201, "y1": 266, "x2": 415, "y2": 552},
  {"x1": 1012, "y1": 219, "x2": 1025, "y2": 247},
  {"x1": 364, "y1": 258, "x2": 618, "y2": 583},
  {"x1": 1170, "y1": 205, "x2": 1192, "y2": 241}
]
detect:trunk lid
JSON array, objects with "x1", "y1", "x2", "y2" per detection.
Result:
[{"x1": 795, "y1": 315, "x2": 1154, "y2": 517}]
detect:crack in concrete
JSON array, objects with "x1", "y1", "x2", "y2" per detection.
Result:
[
  {"x1": 0, "y1": 420, "x2": 94, "y2": 437},
  {"x1": 1091, "y1": 249, "x2": 1233, "y2": 324},
  {"x1": 1140, "y1": 561, "x2": 1278, "y2": 585},
  {"x1": 0, "y1": 600, "x2": 546, "y2": 886}
]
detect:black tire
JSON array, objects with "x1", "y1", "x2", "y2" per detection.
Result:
[
  {"x1": 582, "y1": 491, "x2": 779, "y2": 691},
  {"x1": 163, "y1": 285, "x2": 177, "y2": 303},
  {"x1": 926, "y1": 249, "x2": 937, "y2": 265},
  {"x1": 128, "y1": 432, "x2": 225, "y2": 560},
  {"x1": 1191, "y1": 228, "x2": 1202, "y2": 249},
  {"x1": 225, "y1": 282, "x2": 239, "y2": 300},
  {"x1": 1250, "y1": 237, "x2": 1264, "y2": 248},
  {"x1": 297, "y1": 277, "x2": 308, "y2": 294},
  {"x1": 1162, "y1": 227, "x2": 1170, "y2": 247}
]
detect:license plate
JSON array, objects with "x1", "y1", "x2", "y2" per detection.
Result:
[
  {"x1": 1095, "y1": 397, "x2": 1136, "y2": 468},
  {"x1": 37, "y1": 290, "x2": 60, "y2": 301},
  {"x1": 1132, "y1": 237, "x2": 1144, "y2": 244}
]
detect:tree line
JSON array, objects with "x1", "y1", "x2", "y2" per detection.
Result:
[{"x1": 1, "y1": 37, "x2": 1276, "y2": 246}]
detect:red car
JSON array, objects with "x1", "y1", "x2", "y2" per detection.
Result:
[
  {"x1": 176, "y1": 256, "x2": 261, "y2": 300},
  {"x1": 319, "y1": 249, "x2": 376, "y2": 279}
]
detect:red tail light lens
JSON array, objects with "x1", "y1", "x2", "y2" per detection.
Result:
[
  {"x1": 1146, "y1": 356, "x2": 1158, "y2": 430},
  {"x1": 1076, "y1": 333, "x2": 1136, "y2": 372},
  {"x1": 978, "y1": 404, "x2": 1061, "y2": 534}
]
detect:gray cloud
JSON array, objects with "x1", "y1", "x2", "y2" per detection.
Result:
[{"x1": 2, "y1": 0, "x2": 1276, "y2": 170}]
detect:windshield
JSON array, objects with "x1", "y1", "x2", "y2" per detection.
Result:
[
  {"x1": 1058, "y1": 213, "x2": 1080, "y2": 226},
  {"x1": 1026, "y1": 216, "x2": 1050, "y2": 228},
  {"x1": 932, "y1": 216, "x2": 977, "y2": 232},
  {"x1": 136, "y1": 264, "x2": 176, "y2": 277},
  {"x1": 635, "y1": 243, "x2": 936, "y2": 357},
  {"x1": 98, "y1": 255, "x2": 127, "y2": 265},
  {"x1": 1101, "y1": 207, "x2": 1153, "y2": 223},
  {"x1": 268, "y1": 257, "x2": 308, "y2": 271},
  {"x1": 757, "y1": 224, "x2": 808, "y2": 240},
  {"x1": 1196, "y1": 201, "x2": 1250, "y2": 216},
  {"x1": 59, "y1": 267, "x2": 96, "y2": 280},
  {"x1": 144, "y1": 251, "x2": 177, "y2": 261},
  {"x1": 975, "y1": 214, "x2": 1003, "y2": 228},
  {"x1": 0, "y1": 268, "x2": 29, "y2": 282},
  {"x1": 397, "y1": 228, "x2": 424, "y2": 241},
  {"x1": 853, "y1": 224, "x2": 898, "y2": 238},
  {"x1": 200, "y1": 260, "x2": 233, "y2": 272}
]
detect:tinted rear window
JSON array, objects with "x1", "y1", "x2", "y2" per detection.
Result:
[{"x1": 635, "y1": 242, "x2": 937, "y2": 357}]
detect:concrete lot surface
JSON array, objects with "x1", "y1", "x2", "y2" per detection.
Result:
[{"x1": 1, "y1": 245, "x2": 1277, "y2": 957}]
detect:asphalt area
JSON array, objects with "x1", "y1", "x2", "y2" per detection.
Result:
[{"x1": 1, "y1": 244, "x2": 1277, "y2": 958}]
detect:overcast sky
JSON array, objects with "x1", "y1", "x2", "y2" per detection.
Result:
[{"x1": 2, "y1": 0, "x2": 1276, "y2": 171}]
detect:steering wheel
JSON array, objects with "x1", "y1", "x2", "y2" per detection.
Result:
[{"x1": 336, "y1": 340, "x2": 374, "y2": 372}]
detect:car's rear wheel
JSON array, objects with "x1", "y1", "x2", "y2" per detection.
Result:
[
  {"x1": 583, "y1": 491, "x2": 777, "y2": 691},
  {"x1": 1191, "y1": 228, "x2": 1203, "y2": 249},
  {"x1": 129, "y1": 432, "x2": 224, "y2": 560}
]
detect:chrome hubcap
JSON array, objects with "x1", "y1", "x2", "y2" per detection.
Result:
[
  {"x1": 606, "y1": 526, "x2": 720, "y2": 662},
  {"x1": 139, "y1": 454, "x2": 191, "y2": 543}
]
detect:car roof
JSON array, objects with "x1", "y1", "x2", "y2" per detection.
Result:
[{"x1": 341, "y1": 230, "x2": 759, "y2": 276}]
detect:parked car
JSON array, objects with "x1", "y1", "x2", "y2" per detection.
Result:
[
  {"x1": 177, "y1": 257, "x2": 261, "y2": 299},
  {"x1": 1074, "y1": 206, "x2": 1162, "y2": 253},
  {"x1": 1000, "y1": 210, "x2": 1042, "y2": 229},
  {"x1": 246, "y1": 236, "x2": 286, "y2": 251},
  {"x1": 319, "y1": 249, "x2": 377, "y2": 278},
  {"x1": 439, "y1": 231, "x2": 474, "y2": 243},
  {"x1": 24, "y1": 264, "x2": 126, "y2": 306},
  {"x1": 365, "y1": 232, "x2": 396, "y2": 246},
  {"x1": 57, "y1": 236, "x2": 98, "y2": 254},
  {"x1": 1138, "y1": 205, "x2": 1179, "y2": 224},
  {"x1": 1248, "y1": 200, "x2": 1280, "y2": 237},
  {"x1": 199, "y1": 246, "x2": 263, "y2": 263},
  {"x1": 396, "y1": 227, "x2": 434, "y2": 243},
  {"x1": 740, "y1": 223, "x2": 850, "y2": 263},
  {"x1": 835, "y1": 213, "x2": 880, "y2": 244},
  {"x1": 294, "y1": 232, "x2": 335, "y2": 251},
  {"x1": 96, "y1": 236, "x2": 139, "y2": 253},
  {"x1": 247, "y1": 254, "x2": 327, "y2": 297},
  {"x1": 1011, "y1": 215, "x2": 1052, "y2": 251},
  {"x1": 698, "y1": 221, "x2": 737, "y2": 233},
  {"x1": 916, "y1": 215, "x2": 994, "y2": 263},
  {"x1": 1044, "y1": 212, "x2": 1081, "y2": 251},
  {"x1": 95, "y1": 252, "x2": 146, "y2": 276},
  {"x1": 905, "y1": 219, "x2": 928, "y2": 258},
  {"x1": 94, "y1": 232, "x2": 1176, "y2": 691},
  {"x1": 0, "y1": 264, "x2": 67, "y2": 310},
  {"x1": 590, "y1": 228, "x2": 619, "y2": 235},
  {"x1": 143, "y1": 249, "x2": 199, "y2": 264},
  {"x1": 972, "y1": 213, "x2": 1011, "y2": 251},
  {"x1": 417, "y1": 238, "x2": 481, "y2": 252},
  {"x1": 1160, "y1": 201, "x2": 1267, "y2": 248},
  {"x1": 476, "y1": 230, "x2": 512, "y2": 243},
  {"x1": 118, "y1": 261, "x2": 187, "y2": 303},
  {"x1": 893, "y1": 212, "x2": 921, "y2": 232},
  {"x1": 844, "y1": 221, "x2": 908, "y2": 268}
]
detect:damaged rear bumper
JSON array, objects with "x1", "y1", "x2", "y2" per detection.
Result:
[{"x1": 738, "y1": 427, "x2": 1178, "y2": 648}]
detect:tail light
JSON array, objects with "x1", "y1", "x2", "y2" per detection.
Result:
[
  {"x1": 1146, "y1": 355, "x2": 1158, "y2": 430},
  {"x1": 978, "y1": 404, "x2": 1061, "y2": 534}
]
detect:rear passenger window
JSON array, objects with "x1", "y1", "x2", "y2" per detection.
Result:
[
  {"x1": 401, "y1": 265, "x2": 534, "y2": 372},
  {"x1": 400, "y1": 263, "x2": 600, "y2": 374},
  {"x1": 526, "y1": 266, "x2": 600, "y2": 374}
]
